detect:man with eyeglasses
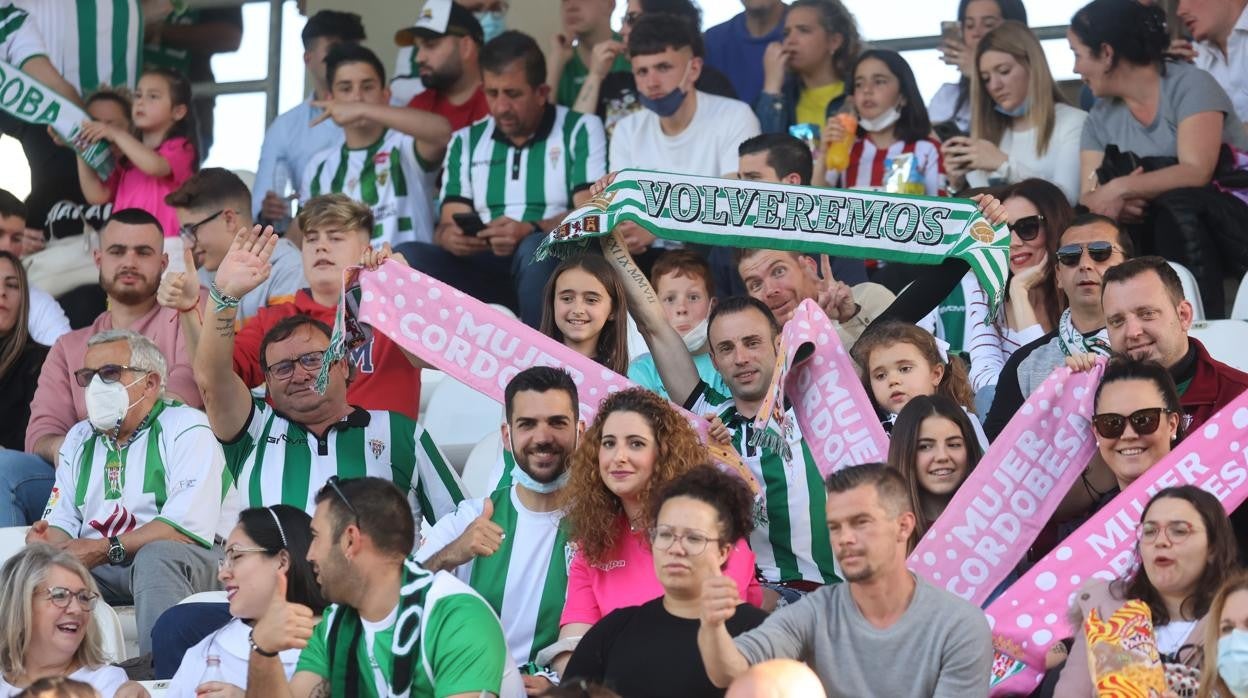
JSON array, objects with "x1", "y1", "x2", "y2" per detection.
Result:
[
  {"x1": 165, "y1": 168, "x2": 304, "y2": 324},
  {"x1": 984, "y1": 213, "x2": 1135, "y2": 440},
  {"x1": 25, "y1": 328, "x2": 229, "y2": 656},
  {"x1": 2, "y1": 209, "x2": 204, "y2": 530},
  {"x1": 416, "y1": 366, "x2": 581, "y2": 693},
  {"x1": 247, "y1": 476, "x2": 514, "y2": 698}
]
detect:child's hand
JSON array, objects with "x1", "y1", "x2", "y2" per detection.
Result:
[
  {"x1": 359, "y1": 243, "x2": 408, "y2": 271},
  {"x1": 46, "y1": 126, "x2": 68, "y2": 148},
  {"x1": 1064, "y1": 353, "x2": 1098, "y2": 373},
  {"x1": 704, "y1": 413, "x2": 732, "y2": 445},
  {"x1": 77, "y1": 120, "x2": 115, "y2": 144},
  {"x1": 309, "y1": 99, "x2": 372, "y2": 128}
]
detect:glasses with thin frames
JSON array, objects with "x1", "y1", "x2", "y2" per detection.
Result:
[
  {"x1": 179, "y1": 209, "x2": 224, "y2": 242},
  {"x1": 40, "y1": 586, "x2": 99, "y2": 610},
  {"x1": 649, "y1": 526, "x2": 721, "y2": 555},
  {"x1": 1056, "y1": 241, "x2": 1119, "y2": 267},
  {"x1": 1009, "y1": 215, "x2": 1044, "y2": 241},
  {"x1": 1092, "y1": 407, "x2": 1172, "y2": 439},
  {"x1": 217, "y1": 546, "x2": 269, "y2": 572},
  {"x1": 263, "y1": 350, "x2": 326, "y2": 381},
  {"x1": 73, "y1": 364, "x2": 150, "y2": 388},
  {"x1": 1137, "y1": 520, "x2": 1201, "y2": 544}
]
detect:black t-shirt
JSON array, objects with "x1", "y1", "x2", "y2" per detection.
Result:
[
  {"x1": 564, "y1": 597, "x2": 768, "y2": 698},
  {"x1": 1, "y1": 341, "x2": 49, "y2": 450}
]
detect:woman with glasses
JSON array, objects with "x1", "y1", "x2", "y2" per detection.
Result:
[
  {"x1": 1056, "y1": 485, "x2": 1240, "y2": 696},
  {"x1": 165, "y1": 505, "x2": 327, "y2": 697},
  {"x1": 563, "y1": 465, "x2": 766, "y2": 697},
  {"x1": 1091, "y1": 356, "x2": 1184, "y2": 502},
  {"x1": 960, "y1": 179, "x2": 1071, "y2": 416},
  {"x1": 550, "y1": 389, "x2": 761, "y2": 673},
  {"x1": 0, "y1": 544, "x2": 146, "y2": 697}
]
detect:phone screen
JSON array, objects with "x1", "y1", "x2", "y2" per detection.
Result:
[
  {"x1": 453, "y1": 212, "x2": 486, "y2": 236},
  {"x1": 940, "y1": 21, "x2": 962, "y2": 45}
]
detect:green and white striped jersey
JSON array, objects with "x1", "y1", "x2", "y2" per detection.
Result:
[
  {"x1": 442, "y1": 104, "x2": 606, "y2": 223},
  {"x1": 303, "y1": 128, "x2": 436, "y2": 246},
  {"x1": 685, "y1": 382, "x2": 839, "y2": 586},
  {"x1": 0, "y1": 4, "x2": 45, "y2": 67},
  {"x1": 416, "y1": 485, "x2": 569, "y2": 666},
  {"x1": 12, "y1": 0, "x2": 141, "y2": 92},
  {"x1": 45, "y1": 400, "x2": 231, "y2": 548},
  {"x1": 221, "y1": 399, "x2": 465, "y2": 526}
]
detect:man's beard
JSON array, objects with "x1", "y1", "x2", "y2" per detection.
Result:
[
  {"x1": 420, "y1": 64, "x2": 459, "y2": 92},
  {"x1": 100, "y1": 270, "x2": 157, "y2": 305},
  {"x1": 516, "y1": 442, "x2": 569, "y2": 484}
]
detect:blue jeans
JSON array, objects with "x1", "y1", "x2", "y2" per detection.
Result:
[
  {"x1": 397, "y1": 230, "x2": 560, "y2": 328},
  {"x1": 0, "y1": 450, "x2": 54, "y2": 526},
  {"x1": 151, "y1": 602, "x2": 232, "y2": 679}
]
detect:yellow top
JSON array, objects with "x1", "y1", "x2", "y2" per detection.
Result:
[{"x1": 795, "y1": 81, "x2": 845, "y2": 127}]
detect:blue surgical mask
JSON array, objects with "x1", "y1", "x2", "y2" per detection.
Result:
[
  {"x1": 1220, "y1": 629, "x2": 1248, "y2": 698},
  {"x1": 639, "y1": 86, "x2": 687, "y2": 118},
  {"x1": 507, "y1": 431, "x2": 571, "y2": 494},
  {"x1": 994, "y1": 97, "x2": 1030, "y2": 118},
  {"x1": 475, "y1": 11, "x2": 506, "y2": 43}
]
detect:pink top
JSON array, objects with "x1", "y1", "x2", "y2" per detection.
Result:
[
  {"x1": 559, "y1": 517, "x2": 764, "y2": 626},
  {"x1": 107, "y1": 136, "x2": 196, "y2": 238}
]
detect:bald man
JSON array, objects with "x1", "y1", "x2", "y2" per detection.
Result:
[{"x1": 726, "y1": 659, "x2": 826, "y2": 698}]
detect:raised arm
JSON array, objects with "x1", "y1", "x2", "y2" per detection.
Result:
[
  {"x1": 193, "y1": 226, "x2": 279, "y2": 441},
  {"x1": 311, "y1": 100, "x2": 452, "y2": 166},
  {"x1": 599, "y1": 230, "x2": 700, "y2": 402}
]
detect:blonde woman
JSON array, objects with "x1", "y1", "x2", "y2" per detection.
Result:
[
  {"x1": 943, "y1": 21, "x2": 1087, "y2": 204},
  {"x1": 0, "y1": 545, "x2": 146, "y2": 698},
  {"x1": 1198, "y1": 571, "x2": 1248, "y2": 698}
]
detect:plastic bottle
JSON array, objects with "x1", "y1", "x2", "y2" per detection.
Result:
[
  {"x1": 199, "y1": 654, "x2": 226, "y2": 687},
  {"x1": 824, "y1": 112, "x2": 859, "y2": 172}
]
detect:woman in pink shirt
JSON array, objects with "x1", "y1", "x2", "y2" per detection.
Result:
[
  {"x1": 75, "y1": 67, "x2": 198, "y2": 240},
  {"x1": 550, "y1": 388, "x2": 763, "y2": 673}
]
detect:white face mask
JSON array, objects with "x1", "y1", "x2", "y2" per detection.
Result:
[
  {"x1": 858, "y1": 105, "x2": 902, "y2": 133},
  {"x1": 681, "y1": 317, "x2": 709, "y2": 352},
  {"x1": 85, "y1": 373, "x2": 146, "y2": 433},
  {"x1": 507, "y1": 429, "x2": 574, "y2": 494}
]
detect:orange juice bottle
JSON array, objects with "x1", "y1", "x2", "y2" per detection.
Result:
[{"x1": 824, "y1": 113, "x2": 858, "y2": 172}]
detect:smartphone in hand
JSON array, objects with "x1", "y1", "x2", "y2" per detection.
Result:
[{"x1": 452, "y1": 211, "x2": 487, "y2": 236}]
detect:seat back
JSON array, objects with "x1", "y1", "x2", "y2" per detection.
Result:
[{"x1": 1167, "y1": 261, "x2": 1206, "y2": 322}]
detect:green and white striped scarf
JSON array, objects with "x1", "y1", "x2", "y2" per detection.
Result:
[
  {"x1": 537, "y1": 169, "x2": 1011, "y2": 313},
  {"x1": 0, "y1": 58, "x2": 113, "y2": 179}
]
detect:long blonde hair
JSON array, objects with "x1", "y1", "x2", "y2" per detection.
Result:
[
  {"x1": 970, "y1": 21, "x2": 1068, "y2": 157},
  {"x1": 0, "y1": 545, "x2": 107, "y2": 680},
  {"x1": 1199, "y1": 571, "x2": 1248, "y2": 698}
]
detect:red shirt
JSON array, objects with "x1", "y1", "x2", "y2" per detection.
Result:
[
  {"x1": 232, "y1": 289, "x2": 420, "y2": 419},
  {"x1": 407, "y1": 86, "x2": 489, "y2": 131}
]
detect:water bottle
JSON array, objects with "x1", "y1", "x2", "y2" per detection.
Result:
[
  {"x1": 269, "y1": 162, "x2": 294, "y2": 234},
  {"x1": 199, "y1": 654, "x2": 226, "y2": 688}
]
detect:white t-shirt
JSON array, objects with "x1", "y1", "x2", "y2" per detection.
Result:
[
  {"x1": 1194, "y1": 4, "x2": 1248, "y2": 124},
  {"x1": 27, "y1": 285, "x2": 70, "y2": 346},
  {"x1": 1155, "y1": 620, "x2": 1198, "y2": 656},
  {"x1": 609, "y1": 91, "x2": 760, "y2": 178},
  {"x1": 165, "y1": 617, "x2": 301, "y2": 697},
  {"x1": 966, "y1": 103, "x2": 1087, "y2": 204},
  {"x1": 0, "y1": 664, "x2": 128, "y2": 698},
  {"x1": 928, "y1": 81, "x2": 971, "y2": 133}
]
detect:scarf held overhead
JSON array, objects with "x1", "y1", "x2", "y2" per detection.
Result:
[
  {"x1": 0, "y1": 58, "x2": 114, "y2": 179},
  {"x1": 536, "y1": 169, "x2": 1011, "y2": 312}
]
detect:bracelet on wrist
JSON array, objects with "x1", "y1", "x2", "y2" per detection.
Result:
[
  {"x1": 249, "y1": 629, "x2": 280, "y2": 658},
  {"x1": 209, "y1": 282, "x2": 241, "y2": 313}
]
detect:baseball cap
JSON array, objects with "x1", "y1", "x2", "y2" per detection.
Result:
[{"x1": 395, "y1": 0, "x2": 484, "y2": 46}]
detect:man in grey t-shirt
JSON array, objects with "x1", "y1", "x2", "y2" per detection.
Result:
[{"x1": 698, "y1": 463, "x2": 993, "y2": 698}]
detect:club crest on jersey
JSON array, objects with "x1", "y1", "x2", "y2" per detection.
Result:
[
  {"x1": 369, "y1": 438, "x2": 385, "y2": 458},
  {"x1": 548, "y1": 145, "x2": 561, "y2": 166},
  {"x1": 89, "y1": 503, "x2": 138, "y2": 539},
  {"x1": 42, "y1": 486, "x2": 60, "y2": 519}
]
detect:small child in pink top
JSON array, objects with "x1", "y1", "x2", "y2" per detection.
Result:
[{"x1": 75, "y1": 67, "x2": 198, "y2": 239}]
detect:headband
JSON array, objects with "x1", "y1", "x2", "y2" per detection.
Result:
[{"x1": 267, "y1": 507, "x2": 288, "y2": 548}]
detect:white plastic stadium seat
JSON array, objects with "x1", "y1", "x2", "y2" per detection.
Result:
[
  {"x1": 1231, "y1": 270, "x2": 1248, "y2": 320},
  {"x1": 93, "y1": 601, "x2": 129, "y2": 663},
  {"x1": 0, "y1": 526, "x2": 29, "y2": 566},
  {"x1": 462, "y1": 432, "x2": 504, "y2": 498},
  {"x1": 178, "y1": 590, "x2": 229, "y2": 605},
  {"x1": 1189, "y1": 320, "x2": 1248, "y2": 372},
  {"x1": 419, "y1": 368, "x2": 444, "y2": 423},
  {"x1": 1167, "y1": 261, "x2": 1206, "y2": 323},
  {"x1": 422, "y1": 377, "x2": 504, "y2": 473}
]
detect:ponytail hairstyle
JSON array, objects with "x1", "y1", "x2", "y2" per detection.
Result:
[
  {"x1": 540, "y1": 254, "x2": 631, "y2": 375},
  {"x1": 1070, "y1": 0, "x2": 1170, "y2": 72},
  {"x1": 851, "y1": 319, "x2": 975, "y2": 413},
  {"x1": 138, "y1": 66, "x2": 200, "y2": 169}
]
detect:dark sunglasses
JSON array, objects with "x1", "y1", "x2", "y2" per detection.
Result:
[
  {"x1": 73, "y1": 364, "x2": 149, "y2": 388},
  {"x1": 262, "y1": 350, "x2": 326, "y2": 381},
  {"x1": 179, "y1": 209, "x2": 224, "y2": 242},
  {"x1": 324, "y1": 475, "x2": 360, "y2": 524},
  {"x1": 1092, "y1": 407, "x2": 1172, "y2": 439},
  {"x1": 1056, "y1": 241, "x2": 1119, "y2": 267},
  {"x1": 1009, "y1": 215, "x2": 1044, "y2": 242}
]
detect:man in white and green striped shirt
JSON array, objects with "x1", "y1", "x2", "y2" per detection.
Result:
[
  {"x1": 301, "y1": 42, "x2": 453, "y2": 247},
  {"x1": 398, "y1": 31, "x2": 607, "y2": 327},
  {"x1": 418, "y1": 367, "x2": 580, "y2": 681}
]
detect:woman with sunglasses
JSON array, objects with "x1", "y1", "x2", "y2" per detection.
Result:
[
  {"x1": 1056, "y1": 485, "x2": 1239, "y2": 696},
  {"x1": 165, "y1": 505, "x2": 328, "y2": 698},
  {"x1": 1090, "y1": 356, "x2": 1184, "y2": 506},
  {"x1": 563, "y1": 465, "x2": 767, "y2": 698},
  {"x1": 0, "y1": 544, "x2": 147, "y2": 697},
  {"x1": 960, "y1": 179, "x2": 1071, "y2": 416}
]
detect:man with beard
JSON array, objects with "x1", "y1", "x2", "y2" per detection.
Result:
[
  {"x1": 0, "y1": 209, "x2": 201, "y2": 527},
  {"x1": 699, "y1": 463, "x2": 992, "y2": 696},
  {"x1": 248, "y1": 476, "x2": 511, "y2": 698},
  {"x1": 418, "y1": 366, "x2": 581, "y2": 693},
  {"x1": 394, "y1": 0, "x2": 489, "y2": 130}
]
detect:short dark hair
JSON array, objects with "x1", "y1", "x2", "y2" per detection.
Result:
[
  {"x1": 504, "y1": 366, "x2": 579, "y2": 423},
  {"x1": 849, "y1": 50, "x2": 931, "y2": 143},
  {"x1": 824, "y1": 462, "x2": 912, "y2": 516},
  {"x1": 1070, "y1": 0, "x2": 1169, "y2": 69},
  {"x1": 0, "y1": 188, "x2": 25, "y2": 221},
  {"x1": 84, "y1": 89, "x2": 133, "y2": 124},
  {"x1": 958, "y1": 0, "x2": 1027, "y2": 24},
  {"x1": 259, "y1": 315, "x2": 333, "y2": 371},
  {"x1": 480, "y1": 31, "x2": 546, "y2": 87},
  {"x1": 651, "y1": 464, "x2": 756, "y2": 561},
  {"x1": 650, "y1": 249, "x2": 716, "y2": 297},
  {"x1": 105, "y1": 208, "x2": 164, "y2": 236},
  {"x1": 738, "y1": 133, "x2": 814, "y2": 186},
  {"x1": 237, "y1": 505, "x2": 329, "y2": 615},
  {"x1": 164, "y1": 167, "x2": 252, "y2": 216},
  {"x1": 707, "y1": 295, "x2": 781, "y2": 341},
  {"x1": 1094, "y1": 354, "x2": 1185, "y2": 441},
  {"x1": 301, "y1": 10, "x2": 365, "y2": 49},
  {"x1": 313, "y1": 476, "x2": 416, "y2": 557},
  {"x1": 627, "y1": 13, "x2": 703, "y2": 58},
  {"x1": 326, "y1": 41, "x2": 386, "y2": 87},
  {"x1": 1061, "y1": 212, "x2": 1135, "y2": 258},
  {"x1": 1102, "y1": 256, "x2": 1184, "y2": 306},
  {"x1": 640, "y1": 0, "x2": 703, "y2": 52}
]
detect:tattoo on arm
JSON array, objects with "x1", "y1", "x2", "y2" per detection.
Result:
[
  {"x1": 215, "y1": 316, "x2": 236, "y2": 338},
  {"x1": 309, "y1": 680, "x2": 331, "y2": 698},
  {"x1": 603, "y1": 235, "x2": 657, "y2": 305}
]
